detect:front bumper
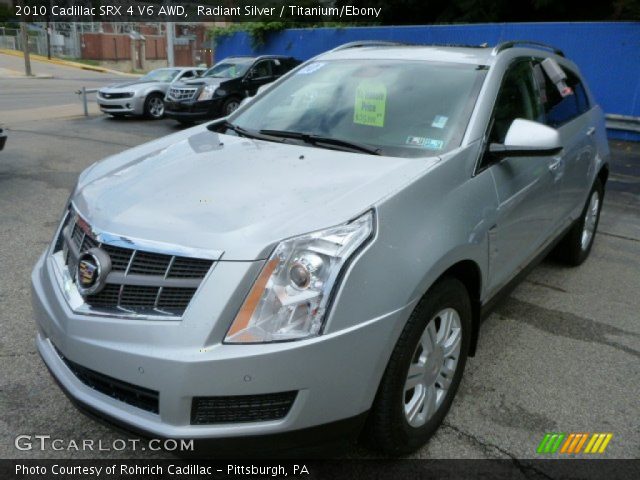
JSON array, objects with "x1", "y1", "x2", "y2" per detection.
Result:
[
  {"x1": 164, "y1": 98, "x2": 224, "y2": 122},
  {"x1": 32, "y1": 251, "x2": 407, "y2": 440},
  {"x1": 97, "y1": 95, "x2": 145, "y2": 116}
]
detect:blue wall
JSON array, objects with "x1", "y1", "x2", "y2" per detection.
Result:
[{"x1": 216, "y1": 22, "x2": 640, "y2": 141}]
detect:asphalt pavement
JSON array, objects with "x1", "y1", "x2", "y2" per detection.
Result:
[
  {"x1": 0, "y1": 52, "x2": 130, "y2": 112},
  {"x1": 0, "y1": 57, "x2": 638, "y2": 465}
]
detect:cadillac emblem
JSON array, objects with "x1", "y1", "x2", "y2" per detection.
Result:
[{"x1": 76, "y1": 248, "x2": 111, "y2": 296}]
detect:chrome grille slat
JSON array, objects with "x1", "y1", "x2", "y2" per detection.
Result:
[
  {"x1": 53, "y1": 210, "x2": 214, "y2": 318},
  {"x1": 167, "y1": 87, "x2": 198, "y2": 101}
]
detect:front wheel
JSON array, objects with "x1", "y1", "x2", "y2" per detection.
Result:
[
  {"x1": 365, "y1": 277, "x2": 471, "y2": 455},
  {"x1": 144, "y1": 93, "x2": 165, "y2": 119},
  {"x1": 553, "y1": 178, "x2": 603, "y2": 266},
  {"x1": 222, "y1": 97, "x2": 241, "y2": 116}
]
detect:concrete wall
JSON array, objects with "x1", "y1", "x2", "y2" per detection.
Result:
[{"x1": 216, "y1": 22, "x2": 640, "y2": 141}]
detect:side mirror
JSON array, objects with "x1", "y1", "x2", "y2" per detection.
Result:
[{"x1": 490, "y1": 119, "x2": 562, "y2": 157}]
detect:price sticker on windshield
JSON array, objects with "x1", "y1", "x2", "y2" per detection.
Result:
[{"x1": 354, "y1": 82, "x2": 387, "y2": 127}]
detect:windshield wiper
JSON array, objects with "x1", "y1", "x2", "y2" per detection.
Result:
[
  {"x1": 259, "y1": 130, "x2": 381, "y2": 155},
  {"x1": 209, "y1": 120, "x2": 284, "y2": 143}
]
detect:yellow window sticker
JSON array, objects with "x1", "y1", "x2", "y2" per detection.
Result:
[{"x1": 354, "y1": 81, "x2": 387, "y2": 127}]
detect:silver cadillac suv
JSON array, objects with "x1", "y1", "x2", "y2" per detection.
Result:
[{"x1": 32, "y1": 41, "x2": 609, "y2": 455}]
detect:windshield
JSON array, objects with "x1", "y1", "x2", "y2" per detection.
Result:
[
  {"x1": 203, "y1": 59, "x2": 253, "y2": 78},
  {"x1": 139, "y1": 69, "x2": 181, "y2": 83},
  {"x1": 231, "y1": 60, "x2": 486, "y2": 157}
]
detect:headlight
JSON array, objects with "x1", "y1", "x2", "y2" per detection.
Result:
[
  {"x1": 225, "y1": 211, "x2": 375, "y2": 344},
  {"x1": 197, "y1": 85, "x2": 218, "y2": 101}
]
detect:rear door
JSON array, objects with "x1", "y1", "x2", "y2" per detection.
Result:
[
  {"x1": 534, "y1": 63, "x2": 596, "y2": 223},
  {"x1": 482, "y1": 60, "x2": 562, "y2": 293}
]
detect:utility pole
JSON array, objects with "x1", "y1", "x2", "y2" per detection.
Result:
[
  {"x1": 46, "y1": 0, "x2": 52, "y2": 59},
  {"x1": 166, "y1": 22, "x2": 175, "y2": 67},
  {"x1": 20, "y1": 20, "x2": 32, "y2": 76},
  {"x1": 46, "y1": 21, "x2": 51, "y2": 60}
]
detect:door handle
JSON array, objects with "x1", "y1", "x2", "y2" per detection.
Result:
[
  {"x1": 586, "y1": 127, "x2": 596, "y2": 136},
  {"x1": 548, "y1": 157, "x2": 563, "y2": 172}
]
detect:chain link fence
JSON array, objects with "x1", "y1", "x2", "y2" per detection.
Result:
[{"x1": 0, "y1": 23, "x2": 105, "y2": 59}]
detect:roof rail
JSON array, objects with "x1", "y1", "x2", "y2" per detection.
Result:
[
  {"x1": 331, "y1": 41, "x2": 403, "y2": 52},
  {"x1": 493, "y1": 41, "x2": 565, "y2": 57}
]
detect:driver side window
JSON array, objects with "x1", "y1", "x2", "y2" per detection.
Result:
[
  {"x1": 489, "y1": 61, "x2": 543, "y2": 144},
  {"x1": 251, "y1": 60, "x2": 272, "y2": 79}
]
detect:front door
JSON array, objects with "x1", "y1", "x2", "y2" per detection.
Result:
[
  {"x1": 483, "y1": 60, "x2": 563, "y2": 294},
  {"x1": 244, "y1": 60, "x2": 275, "y2": 95}
]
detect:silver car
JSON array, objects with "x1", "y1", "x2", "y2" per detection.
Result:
[
  {"x1": 32, "y1": 41, "x2": 609, "y2": 454},
  {"x1": 97, "y1": 67, "x2": 205, "y2": 119}
]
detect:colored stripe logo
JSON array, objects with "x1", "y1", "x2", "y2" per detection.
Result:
[{"x1": 537, "y1": 433, "x2": 613, "y2": 454}]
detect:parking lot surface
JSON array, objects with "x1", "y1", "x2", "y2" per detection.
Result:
[{"x1": 0, "y1": 64, "x2": 638, "y2": 462}]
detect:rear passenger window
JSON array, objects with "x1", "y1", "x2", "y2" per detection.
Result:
[
  {"x1": 534, "y1": 63, "x2": 590, "y2": 128},
  {"x1": 272, "y1": 59, "x2": 286, "y2": 76}
]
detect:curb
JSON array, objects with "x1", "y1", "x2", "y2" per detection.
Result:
[
  {"x1": 0, "y1": 74, "x2": 54, "y2": 79},
  {"x1": 0, "y1": 49, "x2": 141, "y2": 77},
  {"x1": 0, "y1": 67, "x2": 53, "y2": 79}
]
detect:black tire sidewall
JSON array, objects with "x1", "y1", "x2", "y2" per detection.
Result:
[
  {"x1": 576, "y1": 179, "x2": 604, "y2": 262},
  {"x1": 368, "y1": 277, "x2": 472, "y2": 454},
  {"x1": 552, "y1": 178, "x2": 604, "y2": 266}
]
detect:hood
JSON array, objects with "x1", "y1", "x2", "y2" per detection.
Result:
[
  {"x1": 100, "y1": 80, "x2": 164, "y2": 92},
  {"x1": 73, "y1": 126, "x2": 435, "y2": 261},
  {"x1": 176, "y1": 77, "x2": 226, "y2": 88}
]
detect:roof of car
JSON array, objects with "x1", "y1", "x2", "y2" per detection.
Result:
[
  {"x1": 317, "y1": 41, "x2": 565, "y2": 66},
  {"x1": 224, "y1": 55, "x2": 296, "y2": 61},
  {"x1": 319, "y1": 45, "x2": 494, "y2": 65},
  {"x1": 154, "y1": 67, "x2": 205, "y2": 71}
]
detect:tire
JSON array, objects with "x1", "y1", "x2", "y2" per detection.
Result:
[
  {"x1": 552, "y1": 178, "x2": 604, "y2": 266},
  {"x1": 222, "y1": 97, "x2": 241, "y2": 116},
  {"x1": 144, "y1": 93, "x2": 165, "y2": 119},
  {"x1": 365, "y1": 277, "x2": 472, "y2": 455}
]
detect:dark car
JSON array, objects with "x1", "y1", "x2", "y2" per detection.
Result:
[
  {"x1": 0, "y1": 128, "x2": 6, "y2": 151},
  {"x1": 164, "y1": 55, "x2": 300, "y2": 124}
]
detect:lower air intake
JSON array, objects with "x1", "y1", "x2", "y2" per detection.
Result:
[
  {"x1": 55, "y1": 346, "x2": 159, "y2": 414},
  {"x1": 191, "y1": 391, "x2": 297, "y2": 425}
]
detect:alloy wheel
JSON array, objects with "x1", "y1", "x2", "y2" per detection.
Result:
[
  {"x1": 404, "y1": 308, "x2": 462, "y2": 428},
  {"x1": 149, "y1": 97, "x2": 164, "y2": 118},
  {"x1": 581, "y1": 190, "x2": 600, "y2": 250},
  {"x1": 225, "y1": 100, "x2": 240, "y2": 115}
]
